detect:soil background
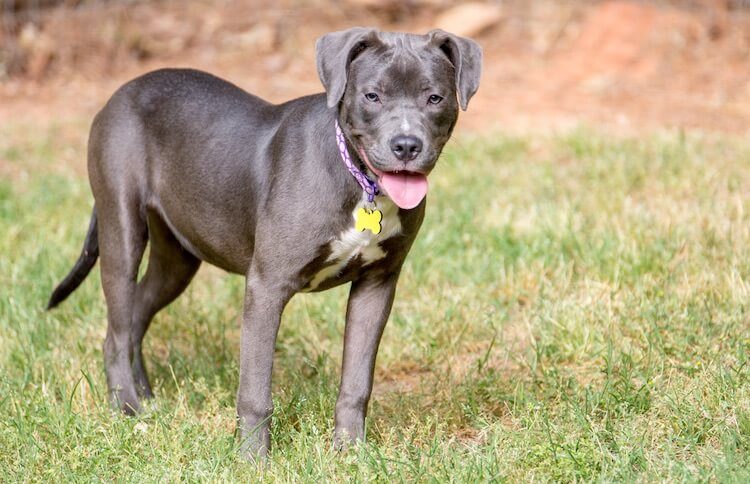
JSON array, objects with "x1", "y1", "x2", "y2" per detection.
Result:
[{"x1": 1, "y1": 0, "x2": 749, "y2": 135}]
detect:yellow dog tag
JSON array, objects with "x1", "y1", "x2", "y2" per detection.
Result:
[{"x1": 355, "y1": 207, "x2": 383, "y2": 235}]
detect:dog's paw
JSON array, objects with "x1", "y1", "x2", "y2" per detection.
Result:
[
  {"x1": 238, "y1": 423, "x2": 271, "y2": 463},
  {"x1": 333, "y1": 426, "x2": 365, "y2": 452},
  {"x1": 109, "y1": 386, "x2": 142, "y2": 416}
]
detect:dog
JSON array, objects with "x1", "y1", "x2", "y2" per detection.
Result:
[{"x1": 47, "y1": 27, "x2": 482, "y2": 459}]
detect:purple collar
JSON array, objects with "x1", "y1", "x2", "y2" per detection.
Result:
[{"x1": 335, "y1": 120, "x2": 379, "y2": 203}]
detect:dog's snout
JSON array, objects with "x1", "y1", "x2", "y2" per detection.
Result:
[{"x1": 389, "y1": 135, "x2": 423, "y2": 161}]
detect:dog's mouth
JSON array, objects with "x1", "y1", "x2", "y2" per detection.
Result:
[
  {"x1": 377, "y1": 170, "x2": 429, "y2": 210},
  {"x1": 357, "y1": 148, "x2": 428, "y2": 210}
]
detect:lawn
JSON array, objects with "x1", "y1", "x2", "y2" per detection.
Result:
[{"x1": 1, "y1": 121, "x2": 749, "y2": 481}]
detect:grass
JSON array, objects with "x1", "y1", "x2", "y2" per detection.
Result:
[{"x1": 1, "y1": 121, "x2": 750, "y2": 481}]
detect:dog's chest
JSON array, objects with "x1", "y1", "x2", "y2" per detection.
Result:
[{"x1": 302, "y1": 197, "x2": 402, "y2": 292}]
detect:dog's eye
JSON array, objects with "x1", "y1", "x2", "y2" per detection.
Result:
[
  {"x1": 428, "y1": 94, "x2": 443, "y2": 105},
  {"x1": 364, "y1": 92, "x2": 380, "y2": 103}
]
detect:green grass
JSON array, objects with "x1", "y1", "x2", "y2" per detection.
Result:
[{"x1": 2, "y1": 122, "x2": 750, "y2": 481}]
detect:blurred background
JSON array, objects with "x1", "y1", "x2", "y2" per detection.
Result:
[
  {"x1": 1, "y1": 0, "x2": 749, "y2": 135},
  {"x1": 3, "y1": 3, "x2": 750, "y2": 478}
]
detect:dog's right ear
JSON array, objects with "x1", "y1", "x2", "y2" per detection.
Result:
[{"x1": 316, "y1": 27, "x2": 380, "y2": 108}]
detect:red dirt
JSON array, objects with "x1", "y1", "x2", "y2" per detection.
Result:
[{"x1": 1, "y1": 0, "x2": 749, "y2": 137}]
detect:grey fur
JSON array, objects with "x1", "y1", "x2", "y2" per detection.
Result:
[{"x1": 48, "y1": 27, "x2": 482, "y2": 459}]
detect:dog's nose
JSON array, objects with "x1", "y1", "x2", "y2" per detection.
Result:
[{"x1": 390, "y1": 135, "x2": 423, "y2": 161}]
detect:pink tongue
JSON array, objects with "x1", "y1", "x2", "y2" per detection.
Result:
[{"x1": 379, "y1": 172, "x2": 429, "y2": 209}]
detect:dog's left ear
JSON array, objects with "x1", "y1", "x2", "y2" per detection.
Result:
[
  {"x1": 428, "y1": 30, "x2": 483, "y2": 111},
  {"x1": 316, "y1": 27, "x2": 381, "y2": 108}
]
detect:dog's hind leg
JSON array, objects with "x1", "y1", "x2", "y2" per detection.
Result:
[
  {"x1": 97, "y1": 199, "x2": 148, "y2": 415},
  {"x1": 130, "y1": 210, "x2": 201, "y2": 398}
]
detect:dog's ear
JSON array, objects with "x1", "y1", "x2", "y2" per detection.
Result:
[
  {"x1": 427, "y1": 30, "x2": 483, "y2": 111},
  {"x1": 316, "y1": 27, "x2": 380, "y2": 108}
]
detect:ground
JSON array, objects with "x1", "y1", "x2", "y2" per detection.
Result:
[
  {"x1": 1, "y1": 1, "x2": 749, "y2": 134},
  {"x1": 1, "y1": 0, "x2": 750, "y2": 481},
  {"x1": 2, "y1": 124, "x2": 750, "y2": 480}
]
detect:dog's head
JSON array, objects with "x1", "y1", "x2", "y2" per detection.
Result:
[{"x1": 317, "y1": 28, "x2": 482, "y2": 209}]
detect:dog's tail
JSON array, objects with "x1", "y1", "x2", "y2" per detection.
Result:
[{"x1": 47, "y1": 208, "x2": 99, "y2": 310}]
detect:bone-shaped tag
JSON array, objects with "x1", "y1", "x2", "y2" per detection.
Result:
[{"x1": 355, "y1": 207, "x2": 383, "y2": 235}]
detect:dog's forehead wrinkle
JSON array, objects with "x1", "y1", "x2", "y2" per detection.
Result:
[
  {"x1": 354, "y1": 43, "x2": 435, "y2": 98},
  {"x1": 379, "y1": 57, "x2": 433, "y2": 96},
  {"x1": 379, "y1": 31, "x2": 422, "y2": 49}
]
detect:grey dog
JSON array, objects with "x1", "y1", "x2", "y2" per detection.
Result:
[{"x1": 47, "y1": 27, "x2": 482, "y2": 458}]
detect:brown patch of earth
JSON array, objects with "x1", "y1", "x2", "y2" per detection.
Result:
[{"x1": 0, "y1": 0, "x2": 748, "y2": 140}]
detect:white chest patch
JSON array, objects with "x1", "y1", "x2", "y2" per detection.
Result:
[{"x1": 303, "y1": 195, "x2": 402, "y2": 291}]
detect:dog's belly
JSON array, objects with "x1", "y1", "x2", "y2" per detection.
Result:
[
  {"x1": 301, "y1": 197, "x2": 402, "y2": 292},
  {"x1": 148, "y1": 196, "x2": 254, "y2": 275}
]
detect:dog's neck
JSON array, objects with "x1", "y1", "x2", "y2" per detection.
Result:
[{"x1": 335, "y1": 119, "x2": 379, "y2": 203}]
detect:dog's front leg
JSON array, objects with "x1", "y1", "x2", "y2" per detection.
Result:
[
  {"x1": 334, "y1": 271, "x2": 400, "y2": 448},
  {"x1": 237, "y1": 269, "x2": 293, "y2": 460}
]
